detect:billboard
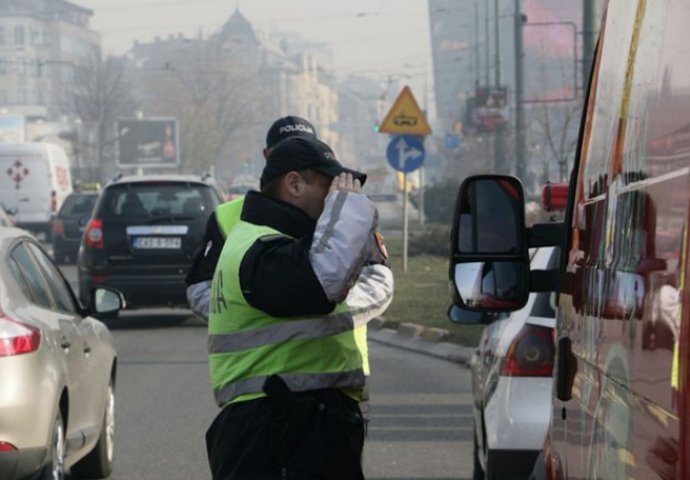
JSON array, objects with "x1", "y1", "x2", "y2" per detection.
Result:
[{"x1": 117, "y1": 118, "x2": 178, "y2": 167}]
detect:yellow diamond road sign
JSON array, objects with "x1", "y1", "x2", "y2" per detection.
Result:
[{"x1": 378, "y1": 85, "x2": 432, "y2": 135}]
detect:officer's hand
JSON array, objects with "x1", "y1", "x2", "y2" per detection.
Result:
[{"x1": 330, "y1": 173, "x2": 361, "y2": 194}]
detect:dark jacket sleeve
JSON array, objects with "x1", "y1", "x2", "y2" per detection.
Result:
[
  {"x1": 239, "y1": 235, "x2": 337, "y2": 317},
  {"x1": 185, "y1": 213, "x2": 225, "y2": 285}
]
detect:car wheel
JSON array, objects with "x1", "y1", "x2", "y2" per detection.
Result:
[
  {"x1": 473, "y1": 430, "x2": 486, "y2": 480},
  {"x1": 40, "y1": 409, "x2": 65, "y2": 480},
  {"x1": 71, "y1": 379, "x2": 115, "y2": 479}
]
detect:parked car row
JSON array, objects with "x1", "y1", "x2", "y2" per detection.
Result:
[{"x1": 0, "y1": 172, "x2": 223, "y2": 479}]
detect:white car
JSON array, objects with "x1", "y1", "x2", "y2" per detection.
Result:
[{"x1": 467, "y1": 246, "x2": 559, "y2": 480}]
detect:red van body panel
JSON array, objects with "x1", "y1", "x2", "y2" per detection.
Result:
[{"x1": 547, "y1": 0, "x2": 690, "y2": 478}]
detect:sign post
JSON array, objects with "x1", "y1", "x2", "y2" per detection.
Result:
[
  {"x1": 386, "y1": 134, "x2": 426, "y2": 273},
  {"x1": 378, "y1": 86, "x2": 432, "y2": 273}
]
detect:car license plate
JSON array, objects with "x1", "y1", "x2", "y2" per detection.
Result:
[{"x1": 132, "y1": 236, "x2": 181, "y2": 249}]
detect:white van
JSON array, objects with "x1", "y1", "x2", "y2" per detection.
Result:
[{"x1": 0, "y1": 142, "x2": 73, "y2": 235}]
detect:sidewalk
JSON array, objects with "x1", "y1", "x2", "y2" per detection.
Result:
[{"x1": 368, "y1": 318, "x2": 475, "y2": 366}]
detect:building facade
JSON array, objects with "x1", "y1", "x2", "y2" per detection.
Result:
[{"x1": 0, "y1": 0, "x2": 100, "y2": 120}]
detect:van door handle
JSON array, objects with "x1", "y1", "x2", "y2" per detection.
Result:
[
  {"x1": 556, "y1": 337, "x2": 576, "y2": 401},
  {"x1": 60, "y1": 337, "x2": 71, "y2": 349}
]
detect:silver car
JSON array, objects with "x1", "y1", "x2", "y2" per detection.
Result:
[
  {"x1": 0, "y1": 226, "x2": 123, "y2": 480},
  {"x1": 467, "y1": 246, "x2": 559, "y2": 480}
]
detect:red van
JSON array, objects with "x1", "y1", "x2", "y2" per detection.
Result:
[{"x1": 449, "y1": 1, "x2": 690, "y2": 478}]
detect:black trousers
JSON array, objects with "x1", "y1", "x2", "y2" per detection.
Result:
[{"x1": 206, "y1": 389, "x2": 366, "y2": 480}]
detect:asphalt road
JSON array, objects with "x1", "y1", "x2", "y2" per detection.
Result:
[{"x1": 59, "y1": 263, "x2": 474, "y2": 480}]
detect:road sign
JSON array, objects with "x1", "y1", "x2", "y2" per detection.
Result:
[
  {"x1": 386, "y1": 135, "x2": 425, "y2": 173},
  {"x1": 378, "y1": 86, "x2": 432, "y2": 135},
  {"x1": 445, "y1": 133, "x2": 462, "y2": 150}
]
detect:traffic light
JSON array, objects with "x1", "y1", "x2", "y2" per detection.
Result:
[{"x1": 373, "y1": 122, "x2": 380, "y2": 132}]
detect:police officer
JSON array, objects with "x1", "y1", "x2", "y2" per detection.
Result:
[
  {"x1": 187, "y1": 115, "x2": 392, "y2": 323},
  {"x1": 185, "y1": 115, "x2": 318, "y2": 319},
  {"x1": 206, "y1": 136, "x2": 377, "y2": 479},
  {"x1": 186, "y1": 116, "x2": 393, "y2": 390}
]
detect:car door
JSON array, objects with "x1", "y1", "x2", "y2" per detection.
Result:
[
  {"x1": 25, "y1": 242, "x2": 108, "y2": 447},
  {"x1": 9, "y1": 241, "x2": 90, "y2": 454}
]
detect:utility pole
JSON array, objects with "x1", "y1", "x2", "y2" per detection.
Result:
[
  {"x1": 582, "y1": 0, "x2": 597, "y2": 92},
  {"x1": 473, "y1": 1, "x2": 479, "y2": 87},
  {"x1": 494, "y1": 0, "x2": 501, "y2": 88},
  {"x1": 514, "y1": 0, "x2": 527, "y2": 182},
  {"x1": 493, "y1": 0, "x2": 506, "y2": 174},
  {"x1": 484, "y1": 0, "x2": 490, "y2": 86}
]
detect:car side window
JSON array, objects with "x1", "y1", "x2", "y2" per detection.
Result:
[
  {"x1": 10, "y1": 243, "x2": 54, "y2": 309},
  {"x1": 7, "y1": 256, "x2": 37, "y2": 302},
  {"x1": 27, "y1": 243, "x2": 77, "y2": 314}
]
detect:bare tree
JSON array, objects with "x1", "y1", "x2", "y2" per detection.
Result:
[
  {"x1": 71, "y1": 52, "x2": 138, "y2": 179},
  {"x1": 134, "y1": 41, "x2": 266, "y2": 179},
  {"x1": 532, "y1": 101, "x2": 580, "y2": 182}
]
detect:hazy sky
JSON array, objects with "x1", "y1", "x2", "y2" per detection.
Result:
[{"x1": 79, "y1": 0, "x2": 433, "y2": 93}]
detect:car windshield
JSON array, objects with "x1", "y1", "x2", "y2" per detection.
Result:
[
  {"x1": 60, "y1": 194, "x2": 97, "y2": 216},
  {"x1": 101, "y1": 183, "x2": 216, "y2": 219}
]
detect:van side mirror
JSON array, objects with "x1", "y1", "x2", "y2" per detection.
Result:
[{"x1": 449, "y1": 175, "x2": 530, "y2": 313}]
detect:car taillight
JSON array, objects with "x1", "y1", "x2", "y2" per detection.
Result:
[
  {"x1": 85, "y1": 218, "x2": 104, "y2": 249},
  {"x1": 0, "y1": 441, "x2": 17, "y2": 451},
  {"x1": 52, "y1": 218, "x2": 64, "y2": 235},
  {"x1": 541, "y1": 182, "x2": 568, "y2": 211},
  {"x1": 0, "y1": 314, "x2": 41, "y2": 357},
  {"x1": 502, "y1": 324, "x2": 555, "y2": 377}
]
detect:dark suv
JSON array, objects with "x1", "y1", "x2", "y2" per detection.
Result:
[{"x1": 77, "y1": 174, "x2": 224, "y2": 310}]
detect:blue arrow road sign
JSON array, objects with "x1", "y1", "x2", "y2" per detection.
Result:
[{"x1": 386, "y1": 135, "x2": 425, "y2": 173}]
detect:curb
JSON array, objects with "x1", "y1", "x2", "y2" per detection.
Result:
[{"x1": 368, "y1": 318, "x2": 474, "y2": 366}]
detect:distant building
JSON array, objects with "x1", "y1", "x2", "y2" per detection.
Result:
[
  {"x1": 428, "y1": 0, "x2": 604, "y2": 187},
  {"x1": 128, "y1": 9, "x2": 341, "y2": 184},
  {"x1": 0, "y1": 0, "x2": 100, "y2": 120}
]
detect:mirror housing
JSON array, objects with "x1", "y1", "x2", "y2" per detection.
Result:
[
  {"x1": 89, "y1": 287, "x2": 126, "y2": 318},
  {"x1": 447, "y1": 304, "x2": 509, "y2": 325},
  {"x1": 449, "y1": 175, "x2": 530, "y2": 313}
]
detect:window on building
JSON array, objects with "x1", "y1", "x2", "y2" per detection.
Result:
[
  {"x1": 0, "y1": 27, "x2": 5, "y2": 46},
  {"x1": 30, "y1": 28, "x2": 40, "y2": 45},
  {"x1": 14, "y1": 25, "x2": 25, "y2": 45},
  {"x1": 0, "y1": 90, "x2": 7, "y2": 103},
  {"x1": 0, "y1": 62, "x2": 6, "y2": 76},
  {"x1": 17, "y1": 88, "x2": 27, "y2": 104}
]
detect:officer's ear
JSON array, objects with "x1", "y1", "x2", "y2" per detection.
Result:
[{"x1": 283, "y1": 171, "x2": 302, "y2": 198}]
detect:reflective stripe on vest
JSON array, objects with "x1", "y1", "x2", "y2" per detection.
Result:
[
  {"x1": 215, "y1": 197, "x2": 244, "y2": 238},
  {"x1": 209, "y1": 219, "x2": 364, "y2": 407},
  {"x1": 214, "y1": 370, "x2": 364, "y2": 407},
  {"x1": 208, "y1": 311, "x2": 355, "y2": 353}
]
